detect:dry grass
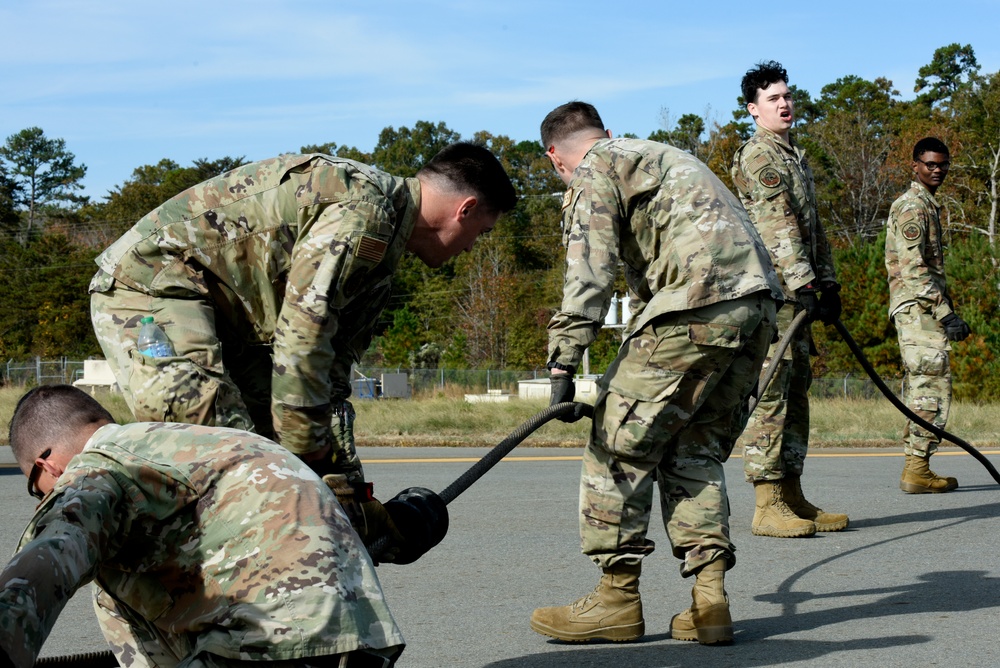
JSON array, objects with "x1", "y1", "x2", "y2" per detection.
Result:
[{"x1": 2, "y1": 387, "x2": 997, "y2": 449}]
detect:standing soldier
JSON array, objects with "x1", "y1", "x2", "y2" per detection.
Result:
[
  {"x1": 886, "y1": 137, "x2": 969, "y2": 493},
  {"x1": 732, "y1": 61, "x2": 849, "y2": 538},
  {"x1": 529, "y1": 101, "x2": 781, "y2": 646},
  {"x1": 89, "y1": 143, "x2": 516, "y2": 550}
]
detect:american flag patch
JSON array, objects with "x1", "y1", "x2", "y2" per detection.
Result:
[{"x1": 356, "y1": 235, "x2": 387, "y2": 262}]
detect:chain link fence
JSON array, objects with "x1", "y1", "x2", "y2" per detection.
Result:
[
  {"x1": 3, "y1": 357, "x2": 905, "y2": 401},
  {"x1": 3, "y1": 358, "x2": 85, "y2": 387}
]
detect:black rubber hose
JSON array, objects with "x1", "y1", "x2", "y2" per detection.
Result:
[
  {"x1": 35, "y1": 650, "x2": 117, "y2": 666},
  {"x1": 437, "y1": 401, "x2": 594, "y2": 504},
  {"x1": 833, "y1": 318, "x2": 1000, "y2": 485},
  {"x1": 748, "y1": 310, "x2": 808, "y2": 415},
  {"x1": 367, "y1": 401, "x2": 594, "y2": 560}
]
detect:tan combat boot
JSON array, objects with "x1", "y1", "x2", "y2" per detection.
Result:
[
  {"x1": 670, "y1": 559, "x2": 733, "y2": 645},
  {"x1": 529, "y1": 563, "x2": 644, "y2": 642},
  {"x1": 781, "y1": 474, "x2": 849, "y2": 532},
  {"x1": 900, "y1": 453, "x2": 959, "y2": 493},
  {"x1": 751, "y1": 480, "x2": 816, "y2": 538}
]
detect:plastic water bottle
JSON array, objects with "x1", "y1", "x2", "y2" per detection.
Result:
[{"x1": 137, "y1": 316, "x2": 174, "y2": 357}]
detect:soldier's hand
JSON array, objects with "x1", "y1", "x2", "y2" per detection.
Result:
[
  {"x1": 941, "y1": 313, "x2": 971, "y2": 342},
  {"x1": 323, "y1": 475, "x2": 404, "y2": 561},
  {"x1": 796, "y1": 286, "x2": 820, "y2": 323},
  {"x1": 550, "y1": 373, "x2": 576, "y2": 405},
  {"x1": 818, "y1": 283, "x2": 842, "y2": 324}
]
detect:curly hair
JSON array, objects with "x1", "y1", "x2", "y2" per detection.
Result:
[{"x1": 741, "y1": 60, "x2": 789, "y2": 105}]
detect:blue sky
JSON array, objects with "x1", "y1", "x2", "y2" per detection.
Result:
[{"x1": 3, "y1": 0, "x2": 999, "y2": 202}]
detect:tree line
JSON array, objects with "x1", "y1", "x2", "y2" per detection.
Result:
[{"x1": 1, "y1": 43, "x2": 998, "y2": 399}]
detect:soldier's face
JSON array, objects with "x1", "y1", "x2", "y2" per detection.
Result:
[
  {"x1": 913, "y1": 150, "x2": 950, "y2": 192},
  {"x1": 748, "y1": 80, "x2": 794, "y2": 136},
  {"x1": 415, "y1": 207, "x2": 498, "y2": 268}
]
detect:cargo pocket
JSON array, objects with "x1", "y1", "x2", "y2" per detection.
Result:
[
  {"x1": 128, "y1": 349, "x2": 222, "y2": 425},
  {"x1": 911, "y1": 395, "x2": 941, "y2": 422}
]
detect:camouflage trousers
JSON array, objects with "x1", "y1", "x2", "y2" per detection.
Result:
[
  {"x1": 93, "y1": 578, "x2": 401, "y2": 668},
  {"x1": 581, "y1": 293, "x2": 775, "y2": 577},
  {"x1": 894, "y1": 304, "x2": 951, "y2": 456},
  {"x1": 90, "y1": 284, "x2": 363, "y2": 479},
  {"x1": 738, "y1": 302, "x2": 812, "y2": 482}
]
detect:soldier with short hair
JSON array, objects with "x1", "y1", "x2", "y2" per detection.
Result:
[
  {"x1": 529, "y1": 101, "x2": 781, "y2": 646},
  {"x1": 732, "y1": 60, "x2": 849, "y2": 538},
  {"x1": 89, "y1": 143, "x2": 516, "y2": 547},
  {"x1": 886, "y1": 137, "x2": 968, "y2": 493},
  {"x1": 0, "y1": 384, "x2": 404, "y2": 667}
]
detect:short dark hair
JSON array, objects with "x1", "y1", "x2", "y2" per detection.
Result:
[
  {"x1": 418, "y1": 142, "x2": 517, "y2": 214},
  {"x1": 914, "y1": 137, "x2": 950, "y2": 160},
  {"x1": 9, "y1": 385, "x2": 114, "y2": 466},
  {"x1": 741, "y1": 60, "x2": 789, "y2": 105},
  {"x1": 540, "y1": 101, "x2": 606, "y2": 149}
]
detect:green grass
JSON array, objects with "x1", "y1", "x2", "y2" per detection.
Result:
[{"x1": 2, "y1": 387, "x2": 998, "y2": 449}]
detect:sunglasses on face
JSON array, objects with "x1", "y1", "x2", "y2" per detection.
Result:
[{"x1": 915, "y1": 158, "x2": 950, "y2": 172}]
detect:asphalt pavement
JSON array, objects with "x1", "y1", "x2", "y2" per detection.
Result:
[{"x1": 2, "y1": 444, "x2": 999, "y2": 668}]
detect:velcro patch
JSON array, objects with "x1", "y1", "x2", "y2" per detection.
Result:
[
  {"x1": 356, "y1": 235, "x2": 387, "y2": 263},
  {"x1": 746, "y1": 152, "x2": 771, "y2": 174},
  {"x1": 901, "y1": 222, "x2": 922, "y2": 241},
  {"x1": 759, "y1": 167, "x2": 781, "y2": 188},
  {"x1": 562, "y1": 189, "x2": 574, "y2": 210}
]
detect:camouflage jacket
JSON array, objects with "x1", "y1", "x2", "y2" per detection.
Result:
[
  {"x1": 731, "y1": 126, "x2": 837, "y2": 298},
  {"x1": 548, "y1": 138, "x2": 781, "y2": 370},
  {"x1": 90, "y1": 155, "x2": 419, "y2": 454},
  {"x1": 885, "y1": 181, "x2": 953, "y2": 320},
  {"x1": 0, "y1": 423, "x2": 404, "y2": 667}
]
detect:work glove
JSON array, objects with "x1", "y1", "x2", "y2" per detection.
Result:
[
  {"x1": 818, "y1": 283, "x2": 842, "y2": 324},
  {"x1": 796, "y1": 285, "x2": 820, "y2": 323},
  {"x1": 549, "y1": 374, "x2": 576, "y2": 405},
  {"x1": 550, "y1": 372, "x2": 588, "y2": 423},
  {"x1": 381, "y1": 487, "x2": 450, "y2": 565},
  {"x1": 324, "y1": 474, "x2": 406, "y2": 562},
  {"x1": 941, "y1": 313, "x2": 971, "y2": 342}
]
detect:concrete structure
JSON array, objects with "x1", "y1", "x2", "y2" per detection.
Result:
[
  {"x1": 72, "y1": 359, "x2": 118, "y2": 394},
  {"x1": 465, "y1": 389, "x2": 514, "y2": 403},
  {"x1": 517, "y1": 377, "x2": 599, "y2": 402}
]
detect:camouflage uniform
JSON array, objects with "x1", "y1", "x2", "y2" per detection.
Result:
[
  {"x1": 731, "y1": 126, "x2": 837, "y2": 482},
  {"x1": 886, "y1": 181, "x2": 954, "y2": 456},
  {"x1": 0, "y1": 422, "x2": 404, "y2": 667},
  {"x1": 547, "y1": 138, "x2": 781, "y2": 576},
  {"x1": 90, "y1": 155, "x2": 421, "y2": 481}
]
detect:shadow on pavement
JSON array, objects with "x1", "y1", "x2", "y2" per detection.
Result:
[{"x1": 481, "y1": 634, "x2": 930, "y2": 668}]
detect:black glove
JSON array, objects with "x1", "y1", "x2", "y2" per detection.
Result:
[
  {"x1": 796, "y1": 286, "x2": 820, "y2": 323},
  {"x1": 323, "y1": 475, "x2": 405, "y2": 558},
  {"x1": 818, "y1": 284, "x2": 842, "y2": 324},
  {"x1": 382, "y1": 487, "x2": 450, "y2": 565},
  {"x1": 549, "y1": 374, "x2": 576, "y2": 405},
  {"x1": 941, "y1": 312, "x2": 971, "y2": 342}
]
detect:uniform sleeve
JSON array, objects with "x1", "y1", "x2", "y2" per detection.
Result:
[
  {"x1": 733, "y1": 145, "x2": 817, "y2": 294},
  {"x1": 0, "y1": 475, "x2": 127, "y2": 668},
  {"x1": 547, "y1": 172, "x2": 620, "y2": 369},
  {"x1": 328, "y1": 280, "x2": 392, "y2": 401},
  {"x1": 272, "y1": 200, "x2": 388, "y2": 455},
  {"x1": 888, "y1": 201, "x2": 951, "y2": 320}
]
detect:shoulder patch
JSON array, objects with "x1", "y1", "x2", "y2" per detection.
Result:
[
  {"x1": 562, "y1": 189, "x2": 574, "y2": 210},
  {"x1": 356, "y1": 235, "x2": 387, "y2": 263},
  {"x1": 746, "y1": 151, "x2": 771, "y2": 174},
  {"x1": 759, "y1": 167, "x2": 781, "y2": 188},
  {"x1": 901, "y1": 222, "x2": 923, "y2": 242}
]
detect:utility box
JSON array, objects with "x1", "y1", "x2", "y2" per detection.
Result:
[{"x1": 381, "y1": 373, "x2": 411, "y2": 399}]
